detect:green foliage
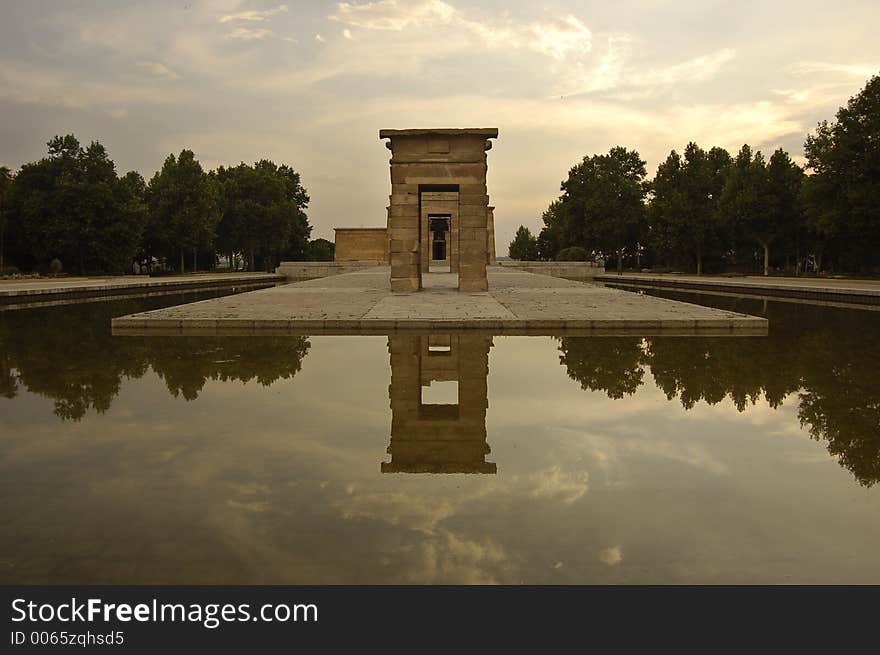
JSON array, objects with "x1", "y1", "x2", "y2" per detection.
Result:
[
  {"x1": 718, "y1": 145, "x2": 768, "y2": 272},
  {"x1": 717, "y1": 144, "x2": 803, "y2": 275},
  {"x1": 803, "y1": 74, "x2": 880, "y2": 273},
  {"x1": 3, "y1": 134, "x2": 314, "y2": 276},
  {"x1": 568, "y1": 147, "x2": 647, "y2": 257},
  {"x1": 147, "y1": 150, "x2": 220, "y2": 273},
  {"x1": 555, "y1": 246, "x2": 589, "y2": 261},
  {"x1": 536, "y1": 200, "x2": 565, "y2": 260},
  {"x1": 0, "y1": 297, "x2": 310, "y2": 418},
  {"x1": 0, "y1": 165, "x2": 12, "y2": 271},
  {"x1": 508, "y1": 225, "x2": 538, "y2": 260},
  {"x1": 765, "y1": 148, "x2": 805, "y2": 266},
  {"x1": 215, "y1": 160, "x2": 310, "y2": 271},
  {"x1": 305, "y1": 238, "x2": 335, "y2": 261},
  {"x1": 7, "y1": 135, "x2": 145, "y2": 274},
  {"x1": 547, "y1": 147, "x2": 647, "y2": 267},
  {"x1": 649, "y1": 143, "x2": 731, "y2": 273}
]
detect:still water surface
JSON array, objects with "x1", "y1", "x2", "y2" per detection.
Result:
[{"x1": 1, "y1": 290, "x2": 878, "y2": 583}]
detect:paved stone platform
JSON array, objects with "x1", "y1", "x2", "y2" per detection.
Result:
[{"x1": 112, "y1": 267, "x2": 766, "y2": 335}]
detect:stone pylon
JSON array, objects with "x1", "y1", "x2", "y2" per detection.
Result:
[{"x1": 380, "y1": 128, "x2": 499, "y2": 292}]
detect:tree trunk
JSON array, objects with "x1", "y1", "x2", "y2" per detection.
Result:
[
  {"x1": 696, "y1": 249, "x2": 703, "y2": 276},
  {"x1": 179, "y1": 248, "x2": 185, "y2": 274},
  {"x1": 761, "y1": 241, "x2": 769, "y2": 276},
  {"x1": 249, "y1": 248, "x2": 255, "y2": 272},
  {"x1": 0, "y1": 223, "x2": 4, "y2": 271}
]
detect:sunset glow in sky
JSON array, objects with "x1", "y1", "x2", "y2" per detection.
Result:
[{"x1": 1, "y1": 0, "x2": 877, "y2": 246}]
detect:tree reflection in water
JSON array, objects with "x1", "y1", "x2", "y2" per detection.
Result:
[
  {"x1": 2, "y1": 290, "x2": 878, "y2": 487},
  {"x1": 558, "y1": 294, "x2": 880, "y2": 487},
  {"x1": 0, "y1": 296, "x2": 310, "y2": 420}
]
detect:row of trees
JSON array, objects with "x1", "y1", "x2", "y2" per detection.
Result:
[
  {"x1": 0, "y1": 135, "x2": 332, "y2": 276},
  {"x1": 510, "y1": 74, "x2": 880, "y2": 275}
]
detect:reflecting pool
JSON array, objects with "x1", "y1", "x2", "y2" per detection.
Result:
[{"x1": 1, "y1": 290, "x2": 879, "y2": 583}]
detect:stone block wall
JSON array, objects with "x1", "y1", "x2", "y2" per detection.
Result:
[
  {"x1": 334, "y1": 227, "x2": 389, "y2": 262},
  {"x1": 380, "y1": 128, "x2": 499, "y2": 293}
]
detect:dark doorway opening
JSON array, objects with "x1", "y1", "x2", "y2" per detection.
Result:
[{"x1": 429, "y1": 215, "x2": 450, "y2": 262}]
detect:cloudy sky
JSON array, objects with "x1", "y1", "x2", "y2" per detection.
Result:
[{"x1": 1, "y1": 1, "x2": 877, "y2": 247}]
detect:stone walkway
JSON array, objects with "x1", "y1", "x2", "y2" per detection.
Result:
[
  {"x1": 597, "y1": 273, "x2": 880, "y2": 306},
  {"x1": 112, "y1": 267, "x2": 766, "y2": 335},
  {"x1": 1, "y1": 272, "x2": 284, "y2": 307}
]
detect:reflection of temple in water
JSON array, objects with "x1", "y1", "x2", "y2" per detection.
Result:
[{"x1": 383, "y1": 335, "x2": 496, "y2": 474}]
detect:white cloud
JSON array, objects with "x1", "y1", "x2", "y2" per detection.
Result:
[
  {"x1": 315, "y1": 33, "x2": 326, "y2": 43},
  {"x1": 136, "y1": 61, "x2": 181, "y2": 80},
  {"x1": 342, "y1": 28, "x2": 353, "y2": 40},
  {"x1": 218, "y1": 4, "x2": 288, "y2": 24},
  {"x1": 599, "y1": 546, "x2": 623, "y2": 566},
  {"x1": 526, "y1": 466, "x2": 589, "y2": 504},
  {"x1": 557, "y1": 38, "x2": 736, "y2": 97},
  {"x1": 790, "y1": 61, "x2": 878, "y2": 78},
  {"x1": 639, "y1": 48, "x2": 736, "y2": 86},
  {"x1": 225, "y1": 26, "x2": 272, "y2": 40},
  {"x1": 332, "y1": 0, "x2": 456, "y2": 31},
  {"x1": 330, "y1": 1, "x2": 592, "y2": 60},
  {"x1": 528, "y1": 15, "x2": 592, "y2": 60},
  {"x1": 0, "y1": 59, "x2": 191, "y2": 113}
]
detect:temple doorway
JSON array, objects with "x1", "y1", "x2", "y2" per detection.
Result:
[{"x1": 429, "y1": 215, "x2": 450, "y2": 264}]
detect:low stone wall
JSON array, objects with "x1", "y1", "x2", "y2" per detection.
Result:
[
  {"x1": 276, "y1": 261, "x2": 386, "y2": 282},
  {"x1": 496, "y1": 261, "x2": 604, "y2": 281}
]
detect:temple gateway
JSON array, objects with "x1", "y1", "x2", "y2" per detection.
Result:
[{"x1": 333, "y1": 128, "x2": 498, "y2": 292}]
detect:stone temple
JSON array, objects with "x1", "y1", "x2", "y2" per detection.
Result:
[
  {"x1": 333, "y1": 128, "x2": 499, "y2": 293},
  {"x1": 113, "y1": 126, "x2": 767, "y2": 336}
]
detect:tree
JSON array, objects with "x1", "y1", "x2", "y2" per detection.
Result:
[
  {"x1": 719, "y1": 145, "x2": 773, "y2": 275},
  {"x1": 557, "y1": 147, "x2": 647, "y2": 269},
  {"x1": 508, "y1": 225, "x2": 538, "y2": 260},
  {"x1": 277, "y1": 163, "x2": 311, "y2": 263},
  {"x1": 305, "y1": 238, "x2": 334, "y2": 261},
  {"x1": 648, "y1": 149, "x2": 686, "y2": 269},
  {"x1": 765, "y1": 149, "x2": 804, "y2": 272},
  {"x1": 555, "y1": 246, "x2": 590, "y2": 261},
  {"x1": 114, "y1": 171, "x2": 148, "y2": 273},
  {"x1": 7, "y1": 135, "x2": 144, "y2": 274},
  {"x1": 650, "y1": 144, "x2": 732, "y2": 274},
  {"x1": 147, "y1": 150, "x2": 220, "y2": 273},
  {"x1": 536, "y1": 200, "x2": 565, "y2": 260},
  {"x1": 215, "y1": 160, "x2": 310, "y2": 272},
  {"x1": 0, "y1": 165, "x2": 11, "y2": 271},
  {"x1": 803, "y1": 74, "x2": 880, "y2": 273}
]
